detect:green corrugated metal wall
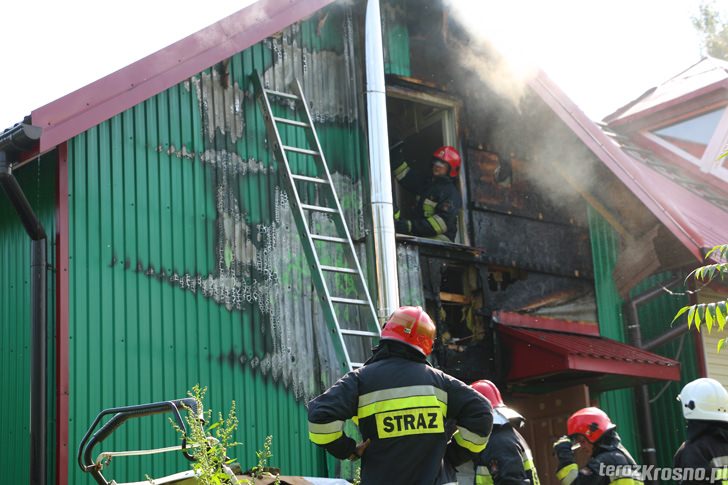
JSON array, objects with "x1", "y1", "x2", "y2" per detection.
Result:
[
  {"x1": 382, "y1": 1, "x2": 411, "y2": 76},
  {"x1": 67, "y1": 5, "x2": 368, "y2": 483},
  {"x1": 588, "y1": 207, "x2": 699, "y2": 477},
  {"x1": 587, "y1": 206, "x2": 640, "y2": 456},
  {"x1": 631, "y1": 273, "x2": 695, "y2": 481},
  {"x1": 0, "y1": 155, "x2": 57, "y2": 485}
]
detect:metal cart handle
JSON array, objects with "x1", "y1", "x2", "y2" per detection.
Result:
[{"x1": 77, "y1": 397, "x2": 200, "y2": 485}]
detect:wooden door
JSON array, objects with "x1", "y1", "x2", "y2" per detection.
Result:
[{"x1": 509, "y1": 385, "x2": 590, "y2": 485}]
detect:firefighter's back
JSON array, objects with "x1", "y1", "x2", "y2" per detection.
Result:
[{"x1": 356, "y1": 356, "x2": 453, "y2": 484}]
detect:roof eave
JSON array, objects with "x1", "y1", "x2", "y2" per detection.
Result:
[
  {"x1": 31, "y1": 0, "x2": 335, "y2": 153},
  {"x1": 607, "y1": 78, "x2": 728, "y2": 130},
  {"x1": 527, "y1": 70, "x2": 706, "y2": 261}
]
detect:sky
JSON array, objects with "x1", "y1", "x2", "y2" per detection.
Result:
[{"x1": 0, "y1": 0, "x2": 720, "y2": 131}]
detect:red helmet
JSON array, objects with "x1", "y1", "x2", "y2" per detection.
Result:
[
  {"x1": 381, "y1": 306, "x2": 436, "y2": 356},
  {"x1": 471, "y1": 380, "x2": 504, "y2": 408},
  {"x1": 433, "y1": 146, "x2": 461, "y2": 178},
  {"x1": 567, "y1": 407, "x2": 616, "y2": 443}
]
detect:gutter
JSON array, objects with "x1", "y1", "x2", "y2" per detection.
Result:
[
  {"x1": 0, "y1": 123, "x2": 47, "y2": 485},
  {"x1": 365, "y1": 0, "x2": 399, "y2": 321},
  {"x1": 624, "y1": 277, "x2": 681, "y2": 485}
]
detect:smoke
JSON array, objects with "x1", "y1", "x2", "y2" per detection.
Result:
[
  {"x1": 444, "y1": 0, "x2": 600, "y2": 208},
  {"x1": 443, "y1": 0, "x2": 540, "y2": 107}
]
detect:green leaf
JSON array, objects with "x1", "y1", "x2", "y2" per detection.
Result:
[
  {"x1": 719, "y1": 302, "x2": 727, "y2": 332},
  {"x1": 673, "y1": 305, "x2": 690, "y2": 324},
  {"x1": 695, "y1": 305, "x2": 703, "y2": 332},
  {"x1": 208, "y1": 421, "x2": 221, "y2": 431},
  {"x1": 719, "y1": 338, "x2": 726, "y2": 353},
  {"x1": 706, "y1": 244, "x2": 728, "y2": 260},
  {"x1": 687, "y1": 305, "x2": 696, "y2": 329},
  {"x1": 706, "y1": 303, "x2": 715, "y2": 332}
]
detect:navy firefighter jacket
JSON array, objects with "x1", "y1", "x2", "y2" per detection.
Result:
[
  {"x1": 475, "y1": 422, "x2": 541, "y2": 484},
  {"x1": 554, "y1": 430, "x2": 643, "y2": 485},
  {"x1": 392, "y1": 160, "x2": 462, "y2": 242},
  {"x1": 674, "y1": 420, "x2": 728, "y2": 484},
  {"x1": 307, "y1": 341, "x2": 493, "y2": 485}
]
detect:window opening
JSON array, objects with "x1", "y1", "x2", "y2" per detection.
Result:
[
  {"x1": 386, "y1": 90, "x2": 467, "y2": 244},
  {"x1": 652, "y1": 108, "x2": 723, "y2": 159},
  {"x1": 422, "y1": 260, "x2": 490, "y2": 383},
  {"x1": 642, "y1": 105, "x2": 728, "y2": 183}
]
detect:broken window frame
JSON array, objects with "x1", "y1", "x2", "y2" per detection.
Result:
[{"x1": 385, "y1": 83, "x2": 470, "y2": 245}]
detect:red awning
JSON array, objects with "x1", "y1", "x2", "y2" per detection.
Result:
[{"x1": 494, "y1": 312, "x2": 681, "y2": 391}]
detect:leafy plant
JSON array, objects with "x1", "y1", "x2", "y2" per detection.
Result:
[
  {"x1": 692, "y1": 1, "x2": 728, "y2": 60},
  {"x1": 245, "y1": 435, "x2": 281, "y2": 484},
  {"x1": 673, "y1": 244, "x2": 728, "y2": 350},
  {"x1": 352, "y1": 465, "x2": 361, "y2": 485},
  {"x1": 171, "y1": 385, "x2": 241, "y2": 485}
]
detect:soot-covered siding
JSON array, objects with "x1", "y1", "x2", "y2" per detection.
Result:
[{"x1": 65, "y1": 5, "x2": 369, "y2": 482}]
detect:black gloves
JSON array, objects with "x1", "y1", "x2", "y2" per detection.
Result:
[{"x1": 553, "y1": 435, "x2": 575, "y2": 465}]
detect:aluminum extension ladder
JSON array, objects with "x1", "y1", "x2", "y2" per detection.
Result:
[{"x1": 252, "y1": 71, "x2": 380, "y2": 374}]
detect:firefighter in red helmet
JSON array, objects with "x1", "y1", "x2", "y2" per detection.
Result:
[
  {"x1": 391, "y1": 145, "x2": 463, "y2": 242},
  {"x1": 308, "y1": 306, "x2": 493, "y2": 485},
  {"x1": 470, "y1": 380, "x2": 541, "y2": 484},
  {"x1": 553, "y1": 407, "x2": 643, "y2": 485}
]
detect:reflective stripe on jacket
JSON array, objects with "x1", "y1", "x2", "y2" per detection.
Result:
[
  {"x1": 308, "y1": 341, "x2": 493, "y2": 485},
  {"x1": 474, "y1": 423, "x2": 540, "y2": 485},
  {"x1": 555, "y1": 431, "x2": 643, "y2": 485},
  {"x1": 392, "y1": 160, "x2": 461, "y2": 242},
  {"x1": 674, "y1": 420, "x2": 728, "y2": 485}
]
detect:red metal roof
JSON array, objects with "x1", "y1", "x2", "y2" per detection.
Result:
[
  {"x1": 23, "y1": 0, "x2": 728, "y2": 263},
  {"x1": 493, "y1": 310, "x2": 600, "y2": 336},
  {"x1": 604, "y1": 56, "x2": 728, "y2": 127},
  {"x1": 528, "y1": 71, "x2": 728, "y2": 261},
  {"x1": 31, "y1": 0, "x2": 335, "y2": 153},
  {"x1": 494, "y1": 311, "x2": 681, "y2": 384}
]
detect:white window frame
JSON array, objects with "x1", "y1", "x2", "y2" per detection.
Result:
[{"x1": 640, "y1": 104, "x2": 728, "y2": 183}]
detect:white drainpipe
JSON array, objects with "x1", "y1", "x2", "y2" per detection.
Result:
[{"x1": 365, "y1": 0, "x2": 399, "y2": 322}]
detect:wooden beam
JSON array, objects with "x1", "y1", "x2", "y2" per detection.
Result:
[{"x1": 439, "y1": 291, "x2": 472, "y2": 304}]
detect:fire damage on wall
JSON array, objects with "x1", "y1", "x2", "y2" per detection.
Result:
[
  {"x1": 383, "y1": 0, "x2": 647, "y2": 387},
  {"x1": 110, "y1": 8, "x2": 370, "y2": 400}
]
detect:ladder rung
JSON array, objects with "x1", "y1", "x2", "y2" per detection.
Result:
[
  {"x1": 340, "y1": 329, "x2": 380, "y2": 337},
  {"x1": 331, "y1": 297, "x2": 368, "y2": 305},
  {"x1": 320, "y1": 265, "x2": 358, "y2": 274},
  {"x1": 301, "y1": 204, "x2": 338, "y2": 214},
  {"x1": 291, "y1": 174, "x2": 328, "y2": 184},
  {"x1": 274, "y1": 117, "x2": 309, "y2": 127},
  {"x1": 283, "y1": 145, "x2": 320, "y2": 156},
  {"x1": 311, "y1": 235, "x2": 348, "y2": 243},
  {"x1": 265, "y1": 88, "x2": 299, "y2": 100}
]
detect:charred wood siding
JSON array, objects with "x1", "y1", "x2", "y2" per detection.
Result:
[{"x1": 466, "y1": 148, "x2": 592, "y2": 278}]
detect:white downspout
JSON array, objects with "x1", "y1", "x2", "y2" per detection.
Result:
[{"x1": 365, "y1": 0, "x2": 399, "y2": 322}]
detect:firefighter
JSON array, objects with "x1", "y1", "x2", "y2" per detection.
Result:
[
  {"x1": 307, "y1": 306, "x2": 493, "y2": 485},
  {"x1": 471, "y1": 379, "x2": 540, "y2": 484},
  {"x1": 553, "y1": 407, "x2": 643, "y2": 485},
  {"x1": 391, "y1": 145, "x2": 462, "y2": 242},
  {"x1": 673, "y1": 377, "x2": 728, "y2": 484}
]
